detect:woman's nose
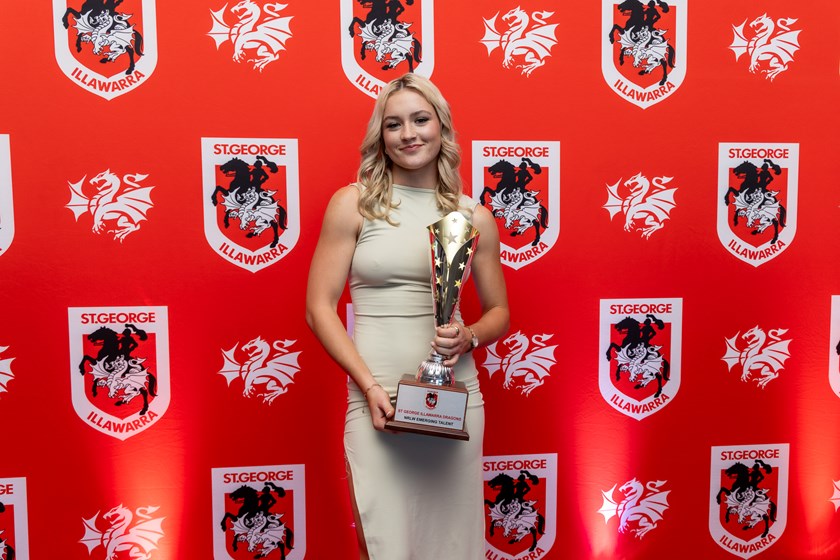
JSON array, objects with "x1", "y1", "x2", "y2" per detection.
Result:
[{"x1": 400, "y1": 123, "x2": 416, "y2": 140}]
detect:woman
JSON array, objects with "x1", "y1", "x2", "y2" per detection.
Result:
[{"x1": 306, "y1": 74, "x2": 509, "y2": 559}]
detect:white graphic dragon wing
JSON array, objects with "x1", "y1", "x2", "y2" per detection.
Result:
[
  {"x1": 524, "y1": 18, "x2": 559, "y2": 59},
  {"x1": 637, "y1": 481, "x2": 670, "y2": 523},
  {"x1": 597, "y1": 485, "x2": 619, "y2": 522},
  {"x1": 638, "y1": 186, "x2": 678, "y2": 222},
  {"x1": 754, "y1": 334, "x2": 792, "y2": 371},
  {"x1": 722, "y1": 334, "x2": 745, "y2": 370},
  {"x1": 66, "y1": 177, "x2": 92, "y2": 220},
  {"x1": 257, "y1": 8, "x2": 294, "y2": 52},
  {"x1": 219, "y1": 343, "x2": 244, "y2": 385},
  {"x1": 79, "y1": 512, "x2": 104, "y2": 554},
  {"x1": 831, "y1": 480, "x2": 840, "y2": 512},
  {"x1": 115, "y1": 174, "x2": 155, "y2": 223},
  {"x1": 208, "y1": 6, "x2": 233, "y2": 48},
  {"x1": 126, "y1": 507, "x2": 166, "y2": 553},
  {"x1": 0, "y1": 347, "x2": 14, "y2": 393},
  {"x1": 729, "y1": 20, "x2": 751, "y2": 60},
  {"x1": 480, "y1": 14, "x2": 502, "y2": 55},
  {"x1": 603, "y1": 180, "x2": 627, "y2": 219},
  {"x1": 265, "y1": 341, "x2": 301, "y2": 389},
  {"x1": 767, "y1": 20, "x2": 801, "y2": 65}
]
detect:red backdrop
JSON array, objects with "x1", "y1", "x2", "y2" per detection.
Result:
[{"x1": 0, "y1": 1, "x2": 838, "y2": 558}]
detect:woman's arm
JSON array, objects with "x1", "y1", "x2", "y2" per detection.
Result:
[
  {"x1": 305, "y1": 186, "x2": 394, "y2": 429},
  {"x1": 431, "y1": 204, "x2": 510, "y2": 365}
]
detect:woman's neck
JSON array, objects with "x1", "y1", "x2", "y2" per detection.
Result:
[{"x1": 392, "y1": 166, "x2": 438, "y2": 190}]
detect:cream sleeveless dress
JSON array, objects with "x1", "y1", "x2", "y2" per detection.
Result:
[{"x1": 345, "y1": 184, "x2": 485, "y2": 559}]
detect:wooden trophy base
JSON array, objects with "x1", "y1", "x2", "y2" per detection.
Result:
[{"x1": 385, "y1": 375, "x2": 470, "y2": 440}]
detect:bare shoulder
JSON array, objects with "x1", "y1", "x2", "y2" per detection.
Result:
[{"x1": 323, "y1": 185, "x2": 364, "y2": 232}]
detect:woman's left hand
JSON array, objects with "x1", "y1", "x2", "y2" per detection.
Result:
[{"x1": 431, "y1": 322, "x2": 470, "y2": 367}]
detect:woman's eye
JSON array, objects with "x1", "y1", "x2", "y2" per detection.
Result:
[
  {"x1": 416, "y1": 117, "x2": 429, "y2": 124},
  {"x1": 385, "y1": 122, "x2": 400, "y2": 130}
]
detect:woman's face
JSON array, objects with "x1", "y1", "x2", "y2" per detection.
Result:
[{"x1": 381, "y1": 89, "x2": 442, "y2": 184}]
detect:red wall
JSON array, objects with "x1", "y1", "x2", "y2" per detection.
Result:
[{"x1": 0, "y1": 1, "x2": 838, "y2": 558}]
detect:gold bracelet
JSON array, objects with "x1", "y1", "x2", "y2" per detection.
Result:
[{"x1": 363, "y1": 383, "x2": 382, "y2": 398}]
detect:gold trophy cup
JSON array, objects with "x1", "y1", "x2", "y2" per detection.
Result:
[{"x1": 385, "y1": 211, "x2": 479, "y2": 440}]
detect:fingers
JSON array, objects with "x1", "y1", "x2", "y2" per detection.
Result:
[
  {"x1": 431, "y1": 322, "x2": 468, "y2": 360},
  {"x1": 366, "y1": 386, "x2": 395, "y2": 431}
]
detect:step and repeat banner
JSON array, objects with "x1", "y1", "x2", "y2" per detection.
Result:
[{"x1": 0, "y1": 1, "x2": 838, "y2": 558}]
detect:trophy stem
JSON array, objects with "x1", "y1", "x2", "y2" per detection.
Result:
[{"x1": 416, "y1": 351, "x2": 454, "y2": 386}]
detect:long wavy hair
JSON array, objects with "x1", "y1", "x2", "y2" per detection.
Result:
[{"x1": 356, "y1": 74, "x2": 463, "y2": 223}]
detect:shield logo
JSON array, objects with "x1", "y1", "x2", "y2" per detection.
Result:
[
  {"x1": 599, "y1": 298, "x2": 682, "y2": 420},
  {"x1": 471, "y1": 141, "x2": 560, "y2": 269},
  {"x1": 709, "y1": 444, "x2": 788, "y2": 558},
  {"x1": 830, "y1": 296, "x2": 840, "y2": 399},
  {"x1": 602, "y1": 0, "x2": 686, "y2": 109},
  {"x1": 340, "y1": 0, "x2": 434, "y2": 97},
  {"x1": 202, "y1": 138, "x2": 300, "y2": 272},
  {"x1": 0, "y1": 478, "x2": 29, "y2": 560},
  {"x1": 53, "y1": 0, "x2": 157, "y2": 100},
  {"x1": 718, "y1": 143, "x2": 798, "y2": 267},
  {"x1": 68, "y1": 306, "x2": 170, "y2": 440},
  {"x1": 483, "y1": 453, "x2": 556, "y2": 559},
  {"x1": 0, "y1": 135, "x2": 13, "y2": 257},
  {"x1": 212, "y1": 464, "x2": 306, "y2": 559}
]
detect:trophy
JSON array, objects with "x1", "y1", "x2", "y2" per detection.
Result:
[{"x1": 385, "y1": 211, "x2": 479, "y2": 440}]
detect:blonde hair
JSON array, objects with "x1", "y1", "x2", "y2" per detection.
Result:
[{"x1": 356, "y1": 74, "x2": 462, "y2": 222}]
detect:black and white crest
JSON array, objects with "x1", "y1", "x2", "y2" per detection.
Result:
[
  {"x1": 341, "y1": 0, "x2": 434, "y2": 97},
  {"x1": 53, "y1": 0, "x2": 157, "y2": 100},
  {"x1": 709, "y1": 444, "x2": 788, "y2": 558},
  {"x1": 212, "y1": 464, "x2": 306, "y2": 559},
  {"x1": 68, "y1": 306, "x2": 170, "y2": 440},
  {"x1": 202, "y1": 138, "x2": 300, "y2": 272}
]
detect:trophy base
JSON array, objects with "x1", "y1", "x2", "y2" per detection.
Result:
[{"x1": 384, "y1": 375, "x2": 469, "y2": 441}]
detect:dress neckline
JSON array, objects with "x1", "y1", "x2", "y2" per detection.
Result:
[{"x1": 393, "y1": 183, "x2": 436, "y2": 194}]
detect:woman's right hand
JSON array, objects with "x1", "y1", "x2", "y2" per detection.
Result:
[{"x1": 365, "y1": 384, "x2": 395, "y2": 431}]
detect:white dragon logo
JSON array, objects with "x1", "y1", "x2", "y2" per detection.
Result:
[
  {"x1": 603, "y1": 173, "x2": 677, "y2": 239},
  {"x1": 722, "y1": 326, "x2": 792, "y2": 389},
  {"x1": 598, "y1": 478, "x2": 670, "y2": 539},
  {"x1": 0, "y1": 346, "x2": 14, "y2": 397},
  {"x1": 80, "y1": 505, "x2": 165, "y2": 560},
  {"x1": 482, "y1": 331, "x2": 557, "y2": 395},
  {"x1": 231, "y1": 511, "x2": 290, "y2": 557},
  {"x1": 481, "y1": 8, "x2": 559, "y2": 76},
  {"x1": 733, "y1": 188, "x2": 782, "y2": 238},
  {"x1": 730, "y1": 15, "x2": 801, "y2": 81},
  {"x1": 219, "y1": 337, "x2": 301, "y2": 403},
  {"x1": 65, "y1": 170, "x2": 155, "y2": 242},
  {"x1": 208, "y1": 1, "x2": 294, "y2": 72},
  {"x1": 724, "y1": 486, "x2": 775, "y2": 533},
  {"x1": 89, "y1": 355, "x2": 152, "y2": 408}
]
